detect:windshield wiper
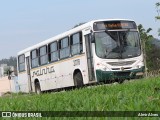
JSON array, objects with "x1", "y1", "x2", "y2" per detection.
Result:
[{"x1": 105, "y1": 30, "x2": 117, "y2": 41}]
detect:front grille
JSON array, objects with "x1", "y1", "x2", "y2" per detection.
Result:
[
  {"x1": 114, "y1": 72, "x2": 130, "y2": 77},
  {"x1": 107, "y1": 61, "x2": 136, "y2": 66},
  {"x1": 111, "y1": 67, "x2": 132, "y2": 70}
]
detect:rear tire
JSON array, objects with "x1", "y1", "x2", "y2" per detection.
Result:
[
  {"x1": 35, "y1": 82, "x2": 41, "y2": 94},
  {"x1": 74, "y1": 72, "x2": 83, "y2": 88}
]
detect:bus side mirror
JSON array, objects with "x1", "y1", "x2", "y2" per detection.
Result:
[{"x1": 91, "y1": 32, "x2": 95, "y2": 43}]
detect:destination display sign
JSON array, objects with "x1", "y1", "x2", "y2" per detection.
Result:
[{"x1": 93, "y1": 21, "x2": 137, "y2": 31}]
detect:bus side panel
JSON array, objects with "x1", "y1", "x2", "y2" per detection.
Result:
[
  {"x1": 30, "y1": 54, "x2": 89, "y2": 91},
  {"x1": 30, "y1": 65, "x2": 58, "y2": 91},
  {"x1": 56, "y1": 59, "x2": 73, "y2": 88},
  {"x1": 18, "y1": 72, "x2": 29, "y2": 93},
  {"x1": 57, "y1": 55, "x2": 88, "y2": 88},
  {"x1": 72, "y1": 55, "x2": 89, "y2": 85},
  {"x1": 43, "y1": 64, "x2": 60, "y2": 90}
]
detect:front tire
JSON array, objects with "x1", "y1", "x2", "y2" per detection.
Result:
[
  {"x1": 74, "y1": 72, "x2": 83, "y2": 88},
  {"x1": 35, "y1": 82, "x2": 41, "y2": 94}
]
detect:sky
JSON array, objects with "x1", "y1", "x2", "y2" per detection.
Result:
[{"x1": 0, "y1": 0, "x2": 159, "y2": 59}]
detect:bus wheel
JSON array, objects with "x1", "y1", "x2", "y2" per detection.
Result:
[
  {"x1": 74, "y1": 72, "x2": 84, "y2": 88},
  {"x1": 118, "y1": 79, "x2": 124, "y2": 84},
  {"x1": 35, "y1": 82, "x2": 41, "y2": 94}
]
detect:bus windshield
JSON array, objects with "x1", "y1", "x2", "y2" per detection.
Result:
[{"x1": 95, "y1": 31, "x2": 141, "y2": 59}]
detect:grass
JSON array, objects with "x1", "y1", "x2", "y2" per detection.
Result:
[{"x1": 0, "y1": 77, "x2": 160, "y2": 119}]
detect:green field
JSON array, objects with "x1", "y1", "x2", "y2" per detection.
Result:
[{"x1": 0, "y1": 77, "x2": 160, "y2": 120}]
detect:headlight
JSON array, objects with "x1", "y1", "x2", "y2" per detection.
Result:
[
  {"x1": 136, "y1": 65, "x2": 140, "y2": 69},
  {"x1": 97, "y1": 63, "x2": 109, "y2": 71},
  {"x1": 134, "y1": 60, "x2": 144, "y2": 69}
]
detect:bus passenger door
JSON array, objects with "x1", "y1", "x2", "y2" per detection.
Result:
[
  {"x1": 26, "y1": 57, "x2": 32, "y2": 92},
  {"x1": 85, "y1": 34, "x2": 95, "y2": 81}
]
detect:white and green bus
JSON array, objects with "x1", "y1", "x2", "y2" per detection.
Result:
[{"x1": 17, "y1": 19, "x2": 144, "y2": 93}]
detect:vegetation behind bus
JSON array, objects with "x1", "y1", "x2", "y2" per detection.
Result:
[{"x1": 138, "y1": 24, "x2": 160, "y2": 71}]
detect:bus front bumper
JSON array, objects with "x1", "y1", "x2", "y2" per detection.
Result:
[{"x1": 96, "y1": 67, "x2": 145, "y2": 82}]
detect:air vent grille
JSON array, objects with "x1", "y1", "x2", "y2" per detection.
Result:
[{"x1": 107, "y1": 61, "x2": 136, "y2": 66}]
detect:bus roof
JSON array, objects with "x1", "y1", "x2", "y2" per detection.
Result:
[{"x1": 17, "y1": 18, "x2": 134, "y2": 55}]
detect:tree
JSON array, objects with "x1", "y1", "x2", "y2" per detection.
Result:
[
  {"x1": 0, "y1": 56, "x2": 17, "y2": 76},
  {"x1": 73, "y1": 22, "x2": 86, "y2": 28},
  {"x1": 158, "y1": 28, "x2": 160, "y2": 36},
  {"x1": 155, "y1": 2, "x2": 160, "y2": 20},
  {"x1": 3, "y1": 66, "x2": 14, "y2": 80},
  {"x1": 138, "y1": 24, "x2": 153, "y2": 71},
  {"x1": 155, "y1": 2, "x2": 160, "y2": 36}
]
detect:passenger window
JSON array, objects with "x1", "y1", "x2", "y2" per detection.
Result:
[
  {"x1": 31, "y1": 49, "x2": 39, "y2": 68},
  {"x1": 48, "y1": 42, "x2": 59, "y2": 62},
  {"x1": 71, "y1": 32, "x2": 83, "y2": 55},
  {"x1": 39, "y1": 46, "x2": 48, "y2": 65},
  {"x1": 59, "y1": 37, "x2": 70, "y2": 59},
  {"x1": 18, "y1": 54, "x2": 25, "y2": 72}
]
